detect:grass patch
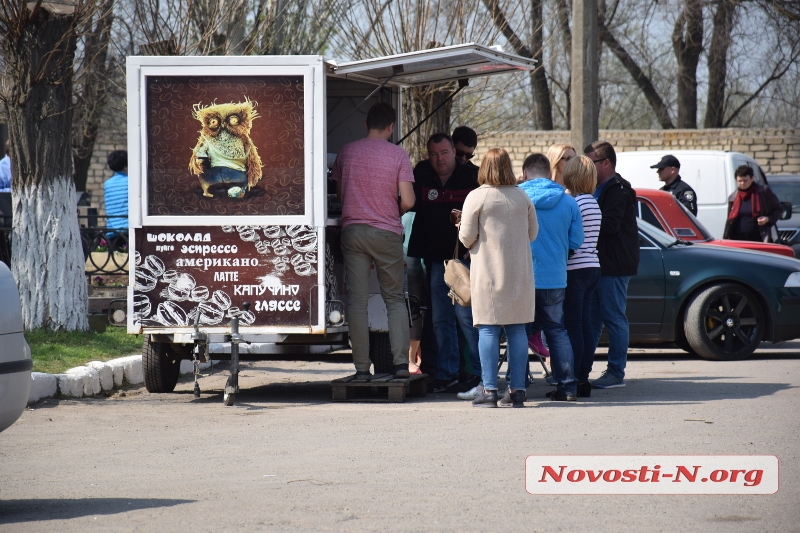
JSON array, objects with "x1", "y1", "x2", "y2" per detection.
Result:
[{"x1": 26, "y1": 328, "x2": 142, "y2": 374}]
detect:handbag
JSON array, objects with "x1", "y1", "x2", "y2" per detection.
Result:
[{"x1": 443, "y1": 239, "x2": 471, "y2": 306}]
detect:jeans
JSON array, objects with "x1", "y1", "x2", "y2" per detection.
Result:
[
  {"x1": 591, "y1": 275, "x2": 631, "y2": 379},
  {"x1": 531, "y1": 288, "x2": 576, "y2": 395},
  {"x1": 564, "y1": 268, "x2": 601, "y2": 383},
  {"x1": 478, "y1": 324, "x2": 528, "y2": 391},
  {"x1": 341, "y1": 224, "x2": 410, "y2": 372},
  {"x1": 426, "y1": 260, "x2": 481, "y2": 381}
]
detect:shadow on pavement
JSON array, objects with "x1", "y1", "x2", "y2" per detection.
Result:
[{"x1": 0, "y1": 498, "x2": 195, "y2": 524}]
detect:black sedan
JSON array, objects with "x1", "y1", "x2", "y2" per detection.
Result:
[{"x1": 628, "y1": 219, "x2": 800, "y2": 360}]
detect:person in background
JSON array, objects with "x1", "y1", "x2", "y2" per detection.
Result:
[
  {"x1": 651, "y1": 154, "x2": 697, "y2": 215},
  {"x1": 452, "y1": 126, "x2": 478, "y2": 168},
  {"x1": 723, "y1": 164, "x2": 782, "y2": 243},
  {"x1": 331, "y1": 102, "x2": 416, "y2": 380},
  {"x1": 545, "y1": 143, "x2": 577, "y2": 187},
  {"x1": 401, "y1": 210, "x2": 425, "y2": 374},
  {"x1": 562, "y1": 156, "x2": 601, "y2": 398},
  {"x1": 519, "y1": 153, "x2": 584, "y2": 401},
  {"x1": 459, "y1": 148, "x2": 538, "y2": 407},
  {"x1": 408, "y1": 133, "x2": 481, "y2": 394},
  {"x1": 104, "y1": 150, "x2": 129, "y2": 234},
  {"x1": 584, "y1": 141, "x2": 639, "y2": 389},
  {"x1": 0, "y1": 139, "x2": 11, "y2": 192}
]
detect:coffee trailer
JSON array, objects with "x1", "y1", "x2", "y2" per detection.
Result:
[{"x1": 126, "y1": 44, "x2": 535, "y2": 404}]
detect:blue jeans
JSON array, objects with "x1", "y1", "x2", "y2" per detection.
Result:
[
  {"x1": 531, "y1": 288, "x2": 576, "y2": 395},
  {"x1": 564, "y1": 268, "x2": 600, "y2": 383},
  {"x1": 591, "y1": 275, "x2": 631, "y2": 379},
  {"x1": 478, "y1": 324, "x2": 528, "y2": 391},
  {"x1": 427, "y1": 260, "x2": 481, "y2": 381}
]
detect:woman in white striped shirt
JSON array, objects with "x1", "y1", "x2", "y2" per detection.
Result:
[{"x1": 563, "y1": 156, "x2": 602, "y2": 398}]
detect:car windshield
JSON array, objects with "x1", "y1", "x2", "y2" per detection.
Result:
[
  {"x1": 674, "y1": 201, "x2": 714, "y2": 240},
  {"x1": 768, "y1": 180, "x2": 800, "y2": 209},
  {"x1": 638, "y1": 218, "x2": 680, "y2": 247}
]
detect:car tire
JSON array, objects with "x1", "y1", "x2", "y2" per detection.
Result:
[
  {"x1": 684, "y1": 283, "x2": 764, "y2": 361},
  {"x1": 368, "y1": 331, "x2": 394, "y2": 374},
  {"x1": 142, "y1": 337, "x2": 181, "y2": 393},
  {"x1": 673, "y1": 326, "x2": 695, "y2": 354}
]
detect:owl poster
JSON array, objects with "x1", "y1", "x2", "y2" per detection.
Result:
[{"x1": 145, "y1": 75, "x2": 305, "y2": 217}]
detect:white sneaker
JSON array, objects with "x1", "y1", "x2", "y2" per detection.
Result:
[{"x1": 457, "y1": 386, "x2": 481, "y2": 400}]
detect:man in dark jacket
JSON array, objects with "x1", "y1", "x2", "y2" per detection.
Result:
[
  {"x1": 723, "y1": 165, "x2": 782, "y2": 243},
  {"x1": 651, "y1": 154, "x2": 697, "y2": 215},
  {"x1": 408, "y1": 133, "x2": 481, "y2": 393},
  {"x1": 585, "y1": 141, "x2": 639, "y2": 389}
]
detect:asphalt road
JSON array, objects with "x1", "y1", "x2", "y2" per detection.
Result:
[{"x1": 1, "y1": 342, "x2": 799, "y2": 532}]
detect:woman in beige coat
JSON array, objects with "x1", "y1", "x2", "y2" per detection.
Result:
[{"x1": 459, "y1": 148, "x2": 538, "y2": 407}]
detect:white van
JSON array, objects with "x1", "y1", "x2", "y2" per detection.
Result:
[{"x1": 614, "y1": 150, "x2": 769, "y2": 238}]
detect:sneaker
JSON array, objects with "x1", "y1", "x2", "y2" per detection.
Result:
[
  {"x1": 546, "y1": 389, "x2": 577, "y2": 401},
  {"x1": 353, "y1": 371, "x2": 372, "y2": 381},
  {"x1": 457, "y1": 385, "x2": 480, "y2": 400},
  {"x1": 591, "y1": 370, "x2": 626, "y2": 389},
  {"x1": 499, "y1": 389, "x2": 526, "y2": 408},
  {"x1": 431, "y1": 378, "x2": 459, "y2": 393},
  {"x1": 394, "y1": 364, "x2": 411, "y2": 379},
  {"x1": 577, "y1": 382, "x2": 592, "y2": 398},
  {"x1": 528, "y1": 332, "x2": 550, "y2": 358},
  {"x1": 545, "y1": 374, "x2": 557, "y2": 386},
  {"x1": 458, "y1": 374, "x2": 481, "y2": 392},
  {"x1": 472, "y1": 386, "x2": 498, "y2": 408}
]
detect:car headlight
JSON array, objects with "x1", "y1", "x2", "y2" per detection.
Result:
[{"x1": 785, "y1": 272, "x2": 800, "y2": 287}]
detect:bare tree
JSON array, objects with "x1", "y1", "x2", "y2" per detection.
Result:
[
  {"x1": 703, "y1": 0, "x2": 736, "y2": 128},
  {"x1": 0, "y1": 1, "x2": 94, "y2": 330},
  {"x1": 671, "y1": 0, "x2": 703, "y2": 128}
]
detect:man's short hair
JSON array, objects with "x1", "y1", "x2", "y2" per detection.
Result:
[
  {"x1": 107, "y1": 150, "x2": 128, "y2": 172},
  {"x1": 452, "y1": 126, "x2": 477, "y2": 148},
  {"x1": 427, "y1": 132, "x2": 454, "y2": 148},
  {"x1": 522, "y1": 152, "x2": 551, "y2": 179},
  {"x1": 583, "y1": 141, "x2": 617, "y2": 168},
  {"x1": 735, "y1": 164, "x2": 754, "y2": 178},
  {"x1": 365, "y1": 102, "x2": 396, "y2": 131}
]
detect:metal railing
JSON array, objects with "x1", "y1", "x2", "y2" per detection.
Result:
[{"x1": 0, "y1": 215, "x2": 129, "y2": 277}]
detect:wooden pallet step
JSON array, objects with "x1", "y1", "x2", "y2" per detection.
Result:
[{"x1": 331, "y1": 373, "x2": 428, "y2": 403}]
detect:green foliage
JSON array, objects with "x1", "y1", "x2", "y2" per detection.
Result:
[{"x1": 26, "y1": 328, "x2": 141, "y2": 374}]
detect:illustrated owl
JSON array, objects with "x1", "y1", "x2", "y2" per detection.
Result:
[{"x1": 188, "y1": 98, "x2": 264, "y2": 198}]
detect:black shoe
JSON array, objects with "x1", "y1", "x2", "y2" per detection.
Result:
[
  {"x1": 394, "y1": 364, "x2": 411, "y2": 379},
  {"x1": 353, "y1": 371, "x2": 372, "y2": 381},
  {"x1": 499, "y1": 389, "x2": 526, "y2": 408},
  {"x1": 431, "y1": 378, "x2": 460, "y2": 393},
  {"x1": 546, "y1": 389, "x2": 577, "y2": 401},
  {"x1": 458, "y1": 374, "x2": 481, "y2": 392},
  {"x1": 472, "y1": 386, "x2": 498, "y2": 408},
  {"x1": 577, "y1": 382, "x2": 592, "y2": 398}
]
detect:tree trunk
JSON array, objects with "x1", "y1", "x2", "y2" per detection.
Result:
[
  {"x1": 1, "y1": 5, "x2": 88, "y2": 331},
  {"x1": 703, "y1": 0, "x2": 736, "y2": 128},
  {"x1": 672, "y1": 0, "x2": 704, "y2": 129},
  {"x1": 530, "y1": 0, "x2": 553, "y2": 130},
  {"x1": 72, "y1": 0, "x2": 115, "y2": 194}
]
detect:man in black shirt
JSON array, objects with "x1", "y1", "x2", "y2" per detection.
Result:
[
  {"x1": 408, "y1": 133, "x2": 481, "y2": 393},
  {"x1": 651, "y1": 154, "x2": 697, "y2": 215}
]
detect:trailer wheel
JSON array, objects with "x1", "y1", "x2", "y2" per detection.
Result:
[
  {"x1": 142, "y1": 337, "x2": 181, "y2": 393},
  {"x1": 223, "y1": 376, "x2": 236, "y2": 406},
  {"x1": 368, "y1": 331, "x2": 394, "y2": 374}
]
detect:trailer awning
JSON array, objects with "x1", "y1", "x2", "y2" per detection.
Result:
[{"x1": 331, "y1": 43, "x2": 537, "y2": 87}]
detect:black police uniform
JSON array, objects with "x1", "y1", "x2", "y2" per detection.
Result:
[{"x1": 661, "y1": 176, "x2": 697, "y2": 216}]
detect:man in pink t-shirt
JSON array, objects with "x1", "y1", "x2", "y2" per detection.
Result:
[{"x1": 330, "y1": 103, "x2": 416, "y2": 380}]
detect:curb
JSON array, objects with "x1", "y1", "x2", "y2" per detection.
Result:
[{"x1": 27, "y1": 356, "x2": 216, "y2": 404}]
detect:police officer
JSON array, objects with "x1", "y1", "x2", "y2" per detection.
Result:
[{"x1": 651, "y1": 154, "x2": 697, "y2": 215}]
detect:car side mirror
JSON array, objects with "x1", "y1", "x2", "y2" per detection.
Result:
[{"x1": 780, "y1": 202, "x2": 792, "y2": 220}]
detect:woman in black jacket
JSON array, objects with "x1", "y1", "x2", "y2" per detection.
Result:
[{"x1": 723, "y1": 165, "x2": 782, "y2": 243}]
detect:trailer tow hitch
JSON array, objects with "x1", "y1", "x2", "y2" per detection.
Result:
[{"x1": 223, "y1": 302, "x2": 251, "y2": 406}]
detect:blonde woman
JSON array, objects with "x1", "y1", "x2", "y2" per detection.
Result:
[
  {"x1": 562, "y1": 156, "x2": 601, "y2": 398},
  {"x1": 545, "y1": 143, "x2": 577, "y2": 186},
  {"x1": 459, "y1": 148, "x2": 538, "y2": 407}
]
